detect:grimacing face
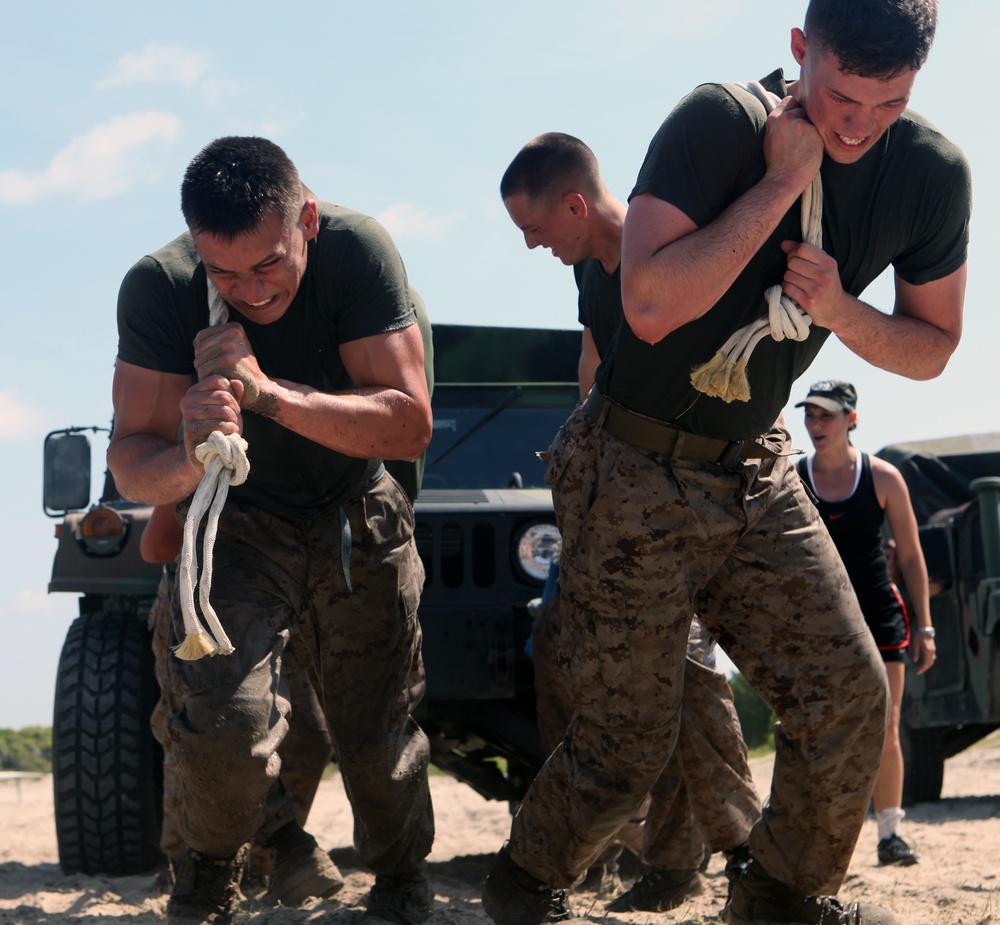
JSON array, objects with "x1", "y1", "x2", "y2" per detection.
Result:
[
  {"x1": 503, "y1": 190, "x2": 591, "y2": 265},
  {"x1": 194, "y1": 201, "x2": 320, "y2": 325},
  {"x1": 790, "y1": 28, "x2": 916, "y2": 165}
]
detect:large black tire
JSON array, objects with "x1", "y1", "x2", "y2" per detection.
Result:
[
  {"x1": 53, "y1": 611, "x2": 163, "y2": 874},
  {"x1": 901, "y1": 724, "x2": 945, "y2": 805}
]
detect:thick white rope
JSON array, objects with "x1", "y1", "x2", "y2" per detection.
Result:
[
  {"x1": 689, "y1": 80, "x2": 823, "y2": 403},
  {"x1": 173, "y1": 281, "x2": 250, "y2": 661}
]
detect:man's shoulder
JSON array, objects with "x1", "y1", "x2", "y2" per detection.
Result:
[
  {"x1": 683, "y1": 67, "x2": 786, "y2": 129},
  {"x1": 891, "y1": 110, "x2": 969, "y2": 171},
  {"x1": 314, "y1": 200, "x2": 402, "y2": 262},
  {"x1": 126, "y1": 231, "x2": 199, "y2": 286},
  {"x1": 316, "y1": 200, "x2": 375, "y2": 231},
  {"x1": 316, "y1": 200, "x2": 392, "y2": 243}
]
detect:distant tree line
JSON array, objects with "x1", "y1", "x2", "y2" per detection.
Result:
[
  {"x1": 729, "y1": 674, "x2": 776, "y2": 750},
  {"x1": 0, "y1": 691, "x2": 770, "y2": 776},
  {"x1": 0, "y1": 727, "x2": 52, "y2": 773}
]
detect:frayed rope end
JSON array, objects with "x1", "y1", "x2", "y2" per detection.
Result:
[{"x1": 173, "y1": 631, "x2": 218, "y2": 661}]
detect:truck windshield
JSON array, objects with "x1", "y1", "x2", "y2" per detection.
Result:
[{"x1": 421, "y1": 384, "x2": 578, "y2": 490}]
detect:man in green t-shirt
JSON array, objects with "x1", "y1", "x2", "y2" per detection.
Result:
[
  {"x1": 500, "y1": 132, "x2": 761, "y2": 911},
  {"x1": 143, "y1": 287, "x2": 434, "y2": 908},
  {"x1": 109, "y1": 136, "x2": 435, "y2": 925},
  {"x1": 483, "y1": 3, "x2": 970, "y2": 925}
]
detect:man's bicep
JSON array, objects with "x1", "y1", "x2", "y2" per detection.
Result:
[
  {"x1": 621, "y1": 193, "x2": 699, "y2": 321},
  {"x1": 111, "y1": 360, "x2": 189, "y2": 443},
  {"x1": 894, "y1": 262, "x2": 966, "y2": 347},
  {"x1": 340, "y1": 325, "x2": 430, "y2": 402},
  {"x1": 622, "y1": 194, "x2": 699, "y2": 269}
]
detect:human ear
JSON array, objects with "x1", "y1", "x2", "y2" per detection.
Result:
[
  {"x1": 791, "y1": 27, "x2": 807, "y2": 67},
  {"x1": 300, "y1": 199, "x2": 320, "y2": 241},
  {"x1": 565, "y1": 192, "x2": 588, "y2": 220}
]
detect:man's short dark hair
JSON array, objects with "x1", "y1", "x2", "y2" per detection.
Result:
[
  {"x1": 500, "y1": 133, "x2": 601, "y2": 205},
  {"x1": 804, "y1": 0, "x2": 937, "y2": 77},
  {"x1": 181, "y1": 136, "x2": 304, "y2": 240}
]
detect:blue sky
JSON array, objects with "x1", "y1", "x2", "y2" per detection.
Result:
[{"x1": 0, "y1": 1, "x2": 993, "y2": 728}]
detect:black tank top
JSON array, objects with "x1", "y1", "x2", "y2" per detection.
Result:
[{"x1": 797, "y1": 452, "x2": 895, "y2": 614}]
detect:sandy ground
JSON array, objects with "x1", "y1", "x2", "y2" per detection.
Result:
[{"x1": 1, "y1": 733, "x2": 998, "y2": 925}]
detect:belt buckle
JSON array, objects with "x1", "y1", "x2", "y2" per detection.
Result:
[{"x1": 715, "y1": 440, "x2": 744, "y2": 466}]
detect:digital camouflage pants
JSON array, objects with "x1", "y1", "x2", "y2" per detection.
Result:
[
  {"x1": 155, "y1": 472, "x2": 434, "y2": 874},
  {"x1": 532, "y1": 600, "x2": 760, "y2": 871},
  {"x1": 151, "y1": 573, "x2": 333, "y2": 865},
  {"x1": 509, "y1": 404, "x2": 888, "y2": 895}
]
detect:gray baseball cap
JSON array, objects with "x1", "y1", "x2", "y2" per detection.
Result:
[{"x1": 795, "y1": 379, "x2": 858, "y2": 413}]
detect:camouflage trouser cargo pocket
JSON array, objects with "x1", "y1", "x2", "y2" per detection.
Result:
[{"x1": 543, "y1": 405, "x2": 595, "y2": 490}]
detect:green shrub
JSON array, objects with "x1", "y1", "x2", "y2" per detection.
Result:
[
  {"x1": 729, "y1": 674, "x2": 776, "y2": 750},
  {"x1": 0, "y1": 727, "x2": 52, "y2": 773}
]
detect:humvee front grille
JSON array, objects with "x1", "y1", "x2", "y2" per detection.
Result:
[{"x1": 414, "y1": 519, "x2": 499, "y2": 590}]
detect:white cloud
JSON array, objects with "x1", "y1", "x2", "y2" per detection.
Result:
[
  {"x1": 98, "y1": 44, "x2": 210, "y2": 90},
  {"x1": 0, "y1": 587, "x2": 63, "y2": 623},
  {"x1": 0, "y1": 392, "x2": 44, "y2": 442},
  {"x1": 0, "y1": 112, "x2": 182, "y2": 204},
  {"x1": 375, "y1": 202, "x2": 464, "y2": 242}
]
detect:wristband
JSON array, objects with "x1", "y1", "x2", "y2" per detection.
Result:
[{"x1": 916, "y1": 626, "x2": 936, "y2": 637}]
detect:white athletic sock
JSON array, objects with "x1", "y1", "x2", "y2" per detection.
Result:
[{"x1": 876, "y1": 807, "x2": 905, "y2": 841}]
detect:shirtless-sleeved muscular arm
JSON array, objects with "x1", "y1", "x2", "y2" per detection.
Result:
[
  {"x1": 108, "y1": 361, "x2": 243, "y2": 505},
  {"x1": 621, "y1": 95, "x2": 822, "y2": 344},
  {"x1": 780, "y1": 246, "x2": 965, "y2": 379},
  {"x1": 232, "y1": 321, "x2": 433, "y2": 461},
  {"x1": 622, "y1": 89, "x2": 965, "y2": 380},
  {"x1": 108, "y1": 322, "x2": 432, "y2": 505}
]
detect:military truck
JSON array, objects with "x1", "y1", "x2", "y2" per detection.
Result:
[
  {"x1": 43, "y1": 323, "x2": 579, "y2": 876},
  {"x1": 877, "y1": 433, "x2": 1000, "y2": 804}
]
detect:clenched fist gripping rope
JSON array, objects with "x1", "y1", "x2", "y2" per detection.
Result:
[
  {"x1": 173, "y1": 281, "x2": 250, "y2": 661},
  {"x1": 689, "y1": 80, "x2": 822, "y2": 403}
]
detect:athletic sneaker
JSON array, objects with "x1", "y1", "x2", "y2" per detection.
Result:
[
  {"x1": 605, "y1": 867, "x2": 704, "y2": 912},
  {"x1": 726, "y1": 861, "x2": 899, "y2": 924},
  {"x1": 877, "y1": 834, "x2": 918, "y2": 867},
  {"x1": 166, "y1": 845, "x2": 248, "y2": 924},
  {"x1": 482, "y1": 844, "x2": 572, "y2": 925},
  {"x1": 365, "y1": 863, "x2": 433, "y2": 924}
]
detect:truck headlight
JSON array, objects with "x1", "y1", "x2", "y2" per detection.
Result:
[
  {"x1": 80, "y1": 506, "x2": 127, "y2": 556},
  {"x1": 514, "y1": 522, "x2": 561, "y2": 583}
]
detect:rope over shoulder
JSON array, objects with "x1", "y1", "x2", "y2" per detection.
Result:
[
  {"x1": 689, "y1": 80, "x2": 823, "y2": 404},
  {"x1": 173, "y1": 282, "x2": 250, "y2": 661}
]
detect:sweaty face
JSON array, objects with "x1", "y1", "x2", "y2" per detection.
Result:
[
  {"x1": 790, "y1": 31, "x2": 916, "y2": 165},
  {"x1": 194, "y1": 202, "x2": 319, "y2": 325},
  {"x1": 503, "y1": 191, "x2": 589, "y2": 265}
]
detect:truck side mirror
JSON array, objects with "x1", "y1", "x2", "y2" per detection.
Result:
[{"x1": 44, "y1": 431, "x2": 92, "y2": 516}]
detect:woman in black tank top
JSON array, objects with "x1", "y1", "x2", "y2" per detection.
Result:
[{"x1": 796, "y1": 380, "x2": 935, "y2": 869}]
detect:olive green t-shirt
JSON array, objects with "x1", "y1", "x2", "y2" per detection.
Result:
[
  {"x1": 574, "y1": 258, "x2": 623, "y2": 359},
  {"x1": 598, "y1": 69, "x2": 971, "y2": 441},
  {"x1": 116, "y1": 202, "x2": 416, "y2": 516}
]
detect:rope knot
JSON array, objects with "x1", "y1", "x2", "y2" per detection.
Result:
[{"x1": 195, "y1": 431, "x2": 250, "y2": 486}]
